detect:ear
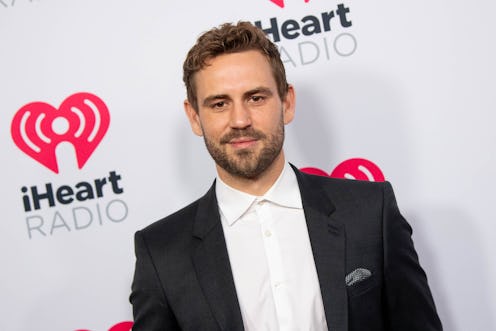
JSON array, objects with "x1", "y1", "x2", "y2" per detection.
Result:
[
  {"x1": 184, "y1": 100, "x2": 203, "y2": 136},
  {"x1": 282, "y1": 84, "x2": 295, "y2": 125}
]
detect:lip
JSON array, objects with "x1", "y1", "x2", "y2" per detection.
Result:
[{"x1": 228, "y1": 137, "x2": 258, "y2": 149}]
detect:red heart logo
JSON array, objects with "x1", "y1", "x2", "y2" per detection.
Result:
[
  {"x1": 75, "y1": 320, "x2": 133, "y2": 331},
  {"x1": 11, "y1": 92, "x2": 110, "y2": 174},
  {"x1": 108, "y1": 321, "x2": 133, "y2": 331},
  {"x1": 269, "y1": 0, "x2": 310, "y2": 8},
  {"x1": 300, "y1": 158, "x2": 385, "y2": 182}
]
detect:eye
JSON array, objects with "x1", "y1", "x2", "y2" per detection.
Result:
[
  {"x1": 210, "y1": 101, "x2": 227, "y2": 110},
  {"x1": 249, "y1": 95, "x2": 265, "y2": 104}
]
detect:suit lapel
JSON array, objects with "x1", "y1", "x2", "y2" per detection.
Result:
[
  {"x1": 191, "y1": 183, "x2": 244, "y2": 331},
  {"x1": 293, "y1": 166, "x2": 348, "y2": 331}
]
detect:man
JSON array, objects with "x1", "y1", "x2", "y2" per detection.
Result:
[{"x1": 130, "y1": 22, "x2": 442, "y2": 331}]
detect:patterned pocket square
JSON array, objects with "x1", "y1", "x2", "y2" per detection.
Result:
[{"x1": 345, "y1": 268, "x2": 372, "y2": 286}]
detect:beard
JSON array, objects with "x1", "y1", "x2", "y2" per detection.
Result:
[{"x1": 203, "y1": 118, "x2": 284, "y2": 180}]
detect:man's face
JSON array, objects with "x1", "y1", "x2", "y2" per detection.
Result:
[{"x1": 184, "y1": 50, "x2": 295, "y2": 179}]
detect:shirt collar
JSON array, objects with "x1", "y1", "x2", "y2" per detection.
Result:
[{"x1": 216, "y1": 162, "x2": 303, "y2": 226}]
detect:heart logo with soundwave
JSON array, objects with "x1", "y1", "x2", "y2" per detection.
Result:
[
  {"x1": 11, "y1": 92, "x2": 110, "y2": 174},
  {"x1": 301, "y1": 158, "x2": 385, "y2": 182},
  {"x1": 75, "y1": 321, "x2": 133, "y2": 331}
]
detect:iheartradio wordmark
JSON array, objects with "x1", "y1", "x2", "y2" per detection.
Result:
[
  {"x1": 11, "y1": 92, "x2": 110, "y2": 174},
  {"x1": 301, "y1": 158, "x2": 385, "y2": 182}
]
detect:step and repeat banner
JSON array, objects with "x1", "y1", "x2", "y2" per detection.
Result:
[{"x1": 1, "y1": 1, "x2": 495, "y2": 330}]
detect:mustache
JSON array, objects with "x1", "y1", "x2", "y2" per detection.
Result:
[{"x1": 220, "y1": 128, "x2": 266, "y2": 144}]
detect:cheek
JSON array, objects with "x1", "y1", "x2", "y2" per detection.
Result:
[
  {"x1": 199, "y1": 118, "x2": 225, "y2": 139},
  {"x1": 258, "y1": 112, "x2": 284, "y2": 131}
]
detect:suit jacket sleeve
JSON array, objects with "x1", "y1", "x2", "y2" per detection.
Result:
[
  {"x1": 130, "y1": 230, "x2": 180, "y2": 331},
  {"x1": 382, "y1": 182, "x2": 442, "y2": 330}
]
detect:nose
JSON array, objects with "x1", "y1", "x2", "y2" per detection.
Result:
[{"x1": 229, "y1": 103, "x2": 252, "y2": 129}]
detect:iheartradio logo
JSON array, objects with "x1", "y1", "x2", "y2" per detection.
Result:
[
  {"x1": 270, "y1": 0, "x2": 310, "y2": 8},
  {"x1": 301, "y1": 158, "x2": 385, "y2": 182},
  {"x1": 11, "y1": 92, "x2": 110, "y2": 174},
  {"x1": 76, "y1": 321, "x2": 133, "y2": 331}
]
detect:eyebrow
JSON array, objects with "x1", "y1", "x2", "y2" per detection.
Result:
[
  {"x1": 202, "y1": 94, "x2": 230, "y2": 107},
  {"x1": 201, "y1": 87, "x2": 274, "y2": 107},
  {"x1": 243, "y1": 87, "x2": 273, "y2": 99}
]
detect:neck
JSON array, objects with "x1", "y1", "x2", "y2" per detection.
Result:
[{"x1": 216, "y1": 152, "x2": 286, "y2": 196}]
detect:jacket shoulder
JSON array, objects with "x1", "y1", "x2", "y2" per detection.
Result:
[
  {"x1": 299, "y1": 170, "x2": 390, "y2": 200},
  {"x1": 140, "y1": 199, "x2": 200, "y2": 237},
  {"x1": 137, "y1": 183, "x2": 215, "y2": 250}
]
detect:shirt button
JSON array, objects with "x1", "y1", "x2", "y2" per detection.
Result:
[
  {"x1": 264, "y1": 230, "x2": 272, "y2": 237},
  {"x1": 274, "y1": 281, "x2": 282, "y2": 288}
]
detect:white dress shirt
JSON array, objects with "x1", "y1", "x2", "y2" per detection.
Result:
[{"x1": 216, "y1": 163, "x2": 328, "y2": 331}]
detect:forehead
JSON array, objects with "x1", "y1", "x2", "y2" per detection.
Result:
[{"x1": 194, "y1": 50, "x2": 277, "y2": 98}]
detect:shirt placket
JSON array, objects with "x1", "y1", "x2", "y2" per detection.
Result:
[{"x1": 255, "y1": 198, "x2": 294, "y2": 331}]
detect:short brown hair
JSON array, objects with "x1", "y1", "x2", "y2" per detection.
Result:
[{"x1": 183, "y1": 21, "x2": 288, "y2": 112}]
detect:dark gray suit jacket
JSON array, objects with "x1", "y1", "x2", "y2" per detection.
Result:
[{"x1": 130, "y1": 167, "x2": 442, "y2": 330}]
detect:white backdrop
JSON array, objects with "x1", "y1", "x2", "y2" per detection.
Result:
[{"x1": 1, "y1": 1, "x2": 495, "y2": 330}]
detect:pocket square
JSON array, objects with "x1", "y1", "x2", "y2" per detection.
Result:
[{"x1": 345, "y1": 268, "x2": 372, "y2": 286}]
